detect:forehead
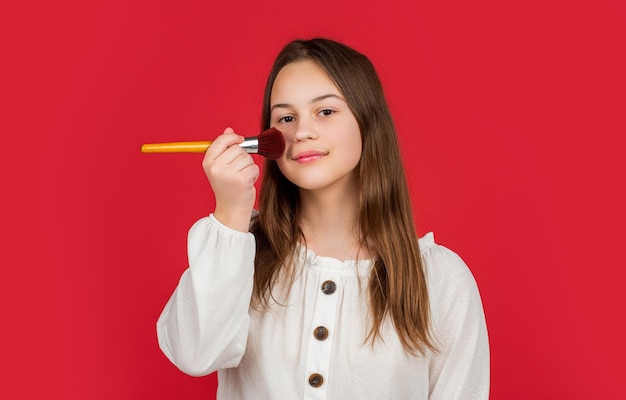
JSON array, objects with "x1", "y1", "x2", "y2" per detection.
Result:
[{"x1": 270, "y1": 60, "x2": 341, "y2": 103}]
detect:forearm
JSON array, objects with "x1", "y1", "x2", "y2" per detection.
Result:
[{"x1": 156, "y1": 215, "x2": 256, "y2": 376}]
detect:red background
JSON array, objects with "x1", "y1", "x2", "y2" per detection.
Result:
[{"x1": 2, "y1": 0, "x2": 625, "y2": 399}]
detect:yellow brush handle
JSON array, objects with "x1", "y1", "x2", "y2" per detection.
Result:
[{"x1": 141, "y1": 141, "x2": 213, "y2": 153}]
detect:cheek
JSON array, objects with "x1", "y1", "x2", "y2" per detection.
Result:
[
  {"x1": 339, "y1": 128, "x2": 363, "y2": 164},
  {"x1": 276, "y1": 157, "x2": 286, "y2": 170},
  {"x1": 349, "y1": 144, "x2": 363, "y2": 170},
  {"x1": 275, "y1": 158, "x2": 290, "y2": 178}
]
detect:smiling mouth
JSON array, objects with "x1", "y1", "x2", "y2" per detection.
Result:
[
  {"x1": 296, "y1": 154, "x2": 323, "y2": 163},
  {"x1": 293, "y1": 150, "x2": 326, "y2": 164}
]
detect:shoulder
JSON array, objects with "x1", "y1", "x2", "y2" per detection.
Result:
[
  {"x1": 419, "y1": 233, "x2": 471, "y2": 278},
  {"x1": 418, "y1": 233, "x2": 487, "y2": 339},
  {"x1": 418, "y1": 232, "x2": 481, "y2": 302}
]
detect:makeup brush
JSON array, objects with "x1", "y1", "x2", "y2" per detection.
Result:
[{"x1": 141, "y1": 127, "x2": 285, "y2": 160}]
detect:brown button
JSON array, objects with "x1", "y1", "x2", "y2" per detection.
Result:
[
  {"x1": 321, "y1": 280, "x2": 336, "y2": 294},
  {"x1": 314, "y1": 326, "x2": 329, "y2": 340},
  {"x1": 309, "y1": 373, "x2": 324, "y2": 387}
]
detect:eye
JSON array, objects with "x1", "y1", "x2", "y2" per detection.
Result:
[
  {"x1": 319, "y1": 109, "x2": 335, "y2": 117},
  {"x1": 278, "y1": 115, "x2": 295, "y2": 123}
]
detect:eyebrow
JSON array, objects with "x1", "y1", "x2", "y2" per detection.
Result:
[{"x1": 270, "y1": 94, "x2": 346, "y2": 112}]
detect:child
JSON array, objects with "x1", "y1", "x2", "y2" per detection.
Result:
[{"x1": 157, "y1": 38, "x2": 489, "y2": 399}]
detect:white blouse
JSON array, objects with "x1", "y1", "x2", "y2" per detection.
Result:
[{"x1": 157, "y1": 214, "x2": 489, "y2": 399}]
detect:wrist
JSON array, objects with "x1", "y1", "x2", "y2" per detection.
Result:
[{"x1": 213, "y1": 206, "x2": 253, "y2": 232}]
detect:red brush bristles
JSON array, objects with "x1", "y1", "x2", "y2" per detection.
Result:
[{"x1": 257, "y1": 128, "x2": 285, "y2": 159}]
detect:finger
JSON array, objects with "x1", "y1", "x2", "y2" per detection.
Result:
[
  {"x1": 213, "y1": 142, "x2": 253, "y2": 166},
  {"x1": 240, "y1": 162, "x2": 261, "y2": 185},
  {"x1": 227, "y1": 150, "x2": 256, "y2": 172},
  {"x1": 204, "y1": 131, "x2": 244, "y2": 160},
  {"x1": 206, "y1": 134, "x2": 243, "y2": 157}
]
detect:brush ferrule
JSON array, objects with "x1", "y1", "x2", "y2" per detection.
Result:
[{"x1": 240, "y1": 137, "x2": 259, "y2": 154}]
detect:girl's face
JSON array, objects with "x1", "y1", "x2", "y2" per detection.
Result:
[{"x1": 270, "y1": 60, "x2": 362, "y2": 193}]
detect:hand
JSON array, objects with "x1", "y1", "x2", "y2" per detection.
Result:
[{"x1": 202, "y1": 127, "x2": 260, "y2": 232}]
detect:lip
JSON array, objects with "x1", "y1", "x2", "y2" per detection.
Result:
[{"x1": 292, "y1": 150, "x2": 327, "y2": 164}]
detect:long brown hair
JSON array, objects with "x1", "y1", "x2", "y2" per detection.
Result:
[{"x1": 251, "y1": 38, "x2": 436, "y2": 355}]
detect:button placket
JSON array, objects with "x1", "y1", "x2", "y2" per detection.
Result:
[{"x1": 304, "y1": 276, "x2": 338, "y2": 399}]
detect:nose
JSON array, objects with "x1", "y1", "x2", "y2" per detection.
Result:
[{"x1": 292, "y1": 117, "x2": 318, "y2": 142}]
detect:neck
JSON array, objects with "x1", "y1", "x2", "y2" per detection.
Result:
[{"x1": 297, "y1": 183, "x2": 370, "y2": 261}]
